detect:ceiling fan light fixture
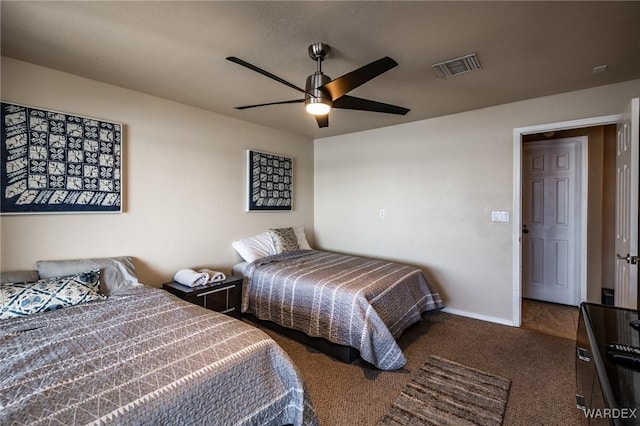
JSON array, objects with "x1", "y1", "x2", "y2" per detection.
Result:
[
  {"x1": 305, "y1": 98, "x2": 331, "y2": 115},
  {"x1": 304, "y1": 70, "x2": 332, "y2": 115}
]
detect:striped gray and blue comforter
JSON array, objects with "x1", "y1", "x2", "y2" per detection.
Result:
[
  {"x1": 1, "y1": 287, "x2": 317, "y2": 426},
  {"x1": 241, "y1": 250, "x2": 444, "y2": 370}
]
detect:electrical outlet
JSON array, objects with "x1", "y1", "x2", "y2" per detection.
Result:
[{"x1": 380, "y1": 209, "x2": 385, "y2": 218}]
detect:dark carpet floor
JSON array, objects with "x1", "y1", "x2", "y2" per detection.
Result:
[{"x1": 246, "y1": 311, "x2": 583, "y2": 425}]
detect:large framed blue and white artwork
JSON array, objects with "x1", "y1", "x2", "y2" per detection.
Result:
[
  {"x1": 1, "y1": 102, "x2": 122, "y2": 214},
  {"x1": 246, "y1": 149, "x2": 293, "y2": 211}
]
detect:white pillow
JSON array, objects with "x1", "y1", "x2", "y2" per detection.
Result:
[
  {"x1": 293, "y1": 227, "x2": 312, "y2": 250},
  {"x1": 232, "y1": 232, "x2": 276, "y2": 263}
]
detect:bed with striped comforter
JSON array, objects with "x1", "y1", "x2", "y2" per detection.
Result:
[
  {"x1": 241, "y1": 250, "x2": 444, "y2": 370},
  {"x1": 1, "y1": 287, "x2": 317, "y2": 426}
]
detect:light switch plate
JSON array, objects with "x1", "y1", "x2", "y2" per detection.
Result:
[{"x1": 491, "y1": 211, "x2": 510, "y2": 222}]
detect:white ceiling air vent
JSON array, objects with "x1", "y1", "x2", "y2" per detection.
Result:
[{"x1": 432, "y1": 53, "x2": 482, "y2": 78}]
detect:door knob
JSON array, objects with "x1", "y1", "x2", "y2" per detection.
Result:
[{"x1": 522, "y1": 225, "x2": 529, "y2": 234}]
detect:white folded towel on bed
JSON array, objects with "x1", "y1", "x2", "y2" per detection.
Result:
[{"x1": 173, "y1": 269, "x2": 209, "y2": 287}]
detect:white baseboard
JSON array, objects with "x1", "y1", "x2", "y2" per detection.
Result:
[{"x1": 440, "y1": 307, "x2": 515, "y2": 327}]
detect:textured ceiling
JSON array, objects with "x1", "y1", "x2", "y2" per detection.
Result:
[{"x1": 2, "y1": 1, "x2": 639, "y2": 139}]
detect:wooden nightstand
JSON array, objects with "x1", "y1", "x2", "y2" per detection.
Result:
[{"x1": 163, "y1": 275, "x2": 243, "y2": 317}]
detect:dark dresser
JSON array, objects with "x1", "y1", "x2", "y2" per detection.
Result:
[{"x1": 576, "y1": 303, "x2": 640, "y2": 425}]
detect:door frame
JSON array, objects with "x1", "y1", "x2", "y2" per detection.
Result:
[{"x1": 512, "y1": 114, "x2": 620, "y2": 326}]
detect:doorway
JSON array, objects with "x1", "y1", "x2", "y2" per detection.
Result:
[
  {"x1": 521, "y1": 137, "x2": 585, "y2": 306},
  {"x1": 512, "y1": 114, "x2": 620, "y2": 327}
]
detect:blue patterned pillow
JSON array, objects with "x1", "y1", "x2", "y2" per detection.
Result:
[{"x1": 0, "y1": 269, "x2": 105, "y2": 319}]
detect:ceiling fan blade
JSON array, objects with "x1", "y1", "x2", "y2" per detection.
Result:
[
  {"x1": 315, "y1": 114, "x2": 329, "y2": 128},
  {"x1": 226, "y1": 56, "x2": 308, "y2": 95},
  {"x1": 321, "y1": 56, "x2": 398, "y2": 101},
  {"x1": 332, "y1": 95, "x2": 410, "y2": 115},
  {"x1": 234, "y1": 99, "x2": 304, "y2": 110}
]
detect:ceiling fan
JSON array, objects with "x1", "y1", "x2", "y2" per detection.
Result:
[{"x1": 226, "y1": 43, "x2": 410, "y2": 128}]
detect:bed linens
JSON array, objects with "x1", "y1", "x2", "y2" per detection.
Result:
[
  {"x1": 0, "y1": 287, "x2": 317, "y2": 425},
  {"x1": 241, "y1": 250, "x2": 444, "y2": 370}
]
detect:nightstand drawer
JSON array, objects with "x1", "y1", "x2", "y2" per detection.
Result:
[
  {"x1": 198, "y1": 284, "x2": 241, "y2": 314},
  {"x1": 163, "y1": 276, "x2": 243, "y2": 317}
]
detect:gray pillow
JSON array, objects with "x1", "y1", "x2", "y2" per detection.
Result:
[
  {"x1": 0, "y1": 270, "x2": 40, "y2": 285},
  {"x1": 269, "y1": 228, "x2": 300, "y2": 253},
  {"x1": 36, "y1": 256, "x2": 140, "y2": 296}
]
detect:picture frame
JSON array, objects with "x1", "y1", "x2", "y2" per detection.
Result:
[
  {"x1": 246, "y1": 149, "x2": 293, "y2": 211},
  {"x1": 1, "y1": 102, "x2": 122, "y2": 214}
]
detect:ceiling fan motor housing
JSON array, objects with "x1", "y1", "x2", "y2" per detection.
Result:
[{"x1": 305, "y1": 71, "x2": 332, "y2": 109}]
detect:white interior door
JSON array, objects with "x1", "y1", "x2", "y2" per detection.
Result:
[
  {"x1": 614, "y1": 98, "x2": 639, "y2": 309},
  {"x1": 522, "y1": 138, "x2": 583, "y2": 306}
]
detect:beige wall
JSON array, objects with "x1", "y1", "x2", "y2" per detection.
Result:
[
  {"x1": 0, "y1": 57, "x2": 314, "y2": 285},
  {"x1": 314, "y1": 80, "x2": 640, "y2": 323}
]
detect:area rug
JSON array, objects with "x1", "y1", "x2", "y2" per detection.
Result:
[{"x1": 378, "y1": 356, "x2": 511, "y2": 425}]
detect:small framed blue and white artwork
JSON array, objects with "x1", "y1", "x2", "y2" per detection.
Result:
[
  {"x1": 1, "y1": 102, "x2": 122, "y2": 214},
  {"x1": 246, "y1": 149, "x2": 293, "y2": 211}
]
